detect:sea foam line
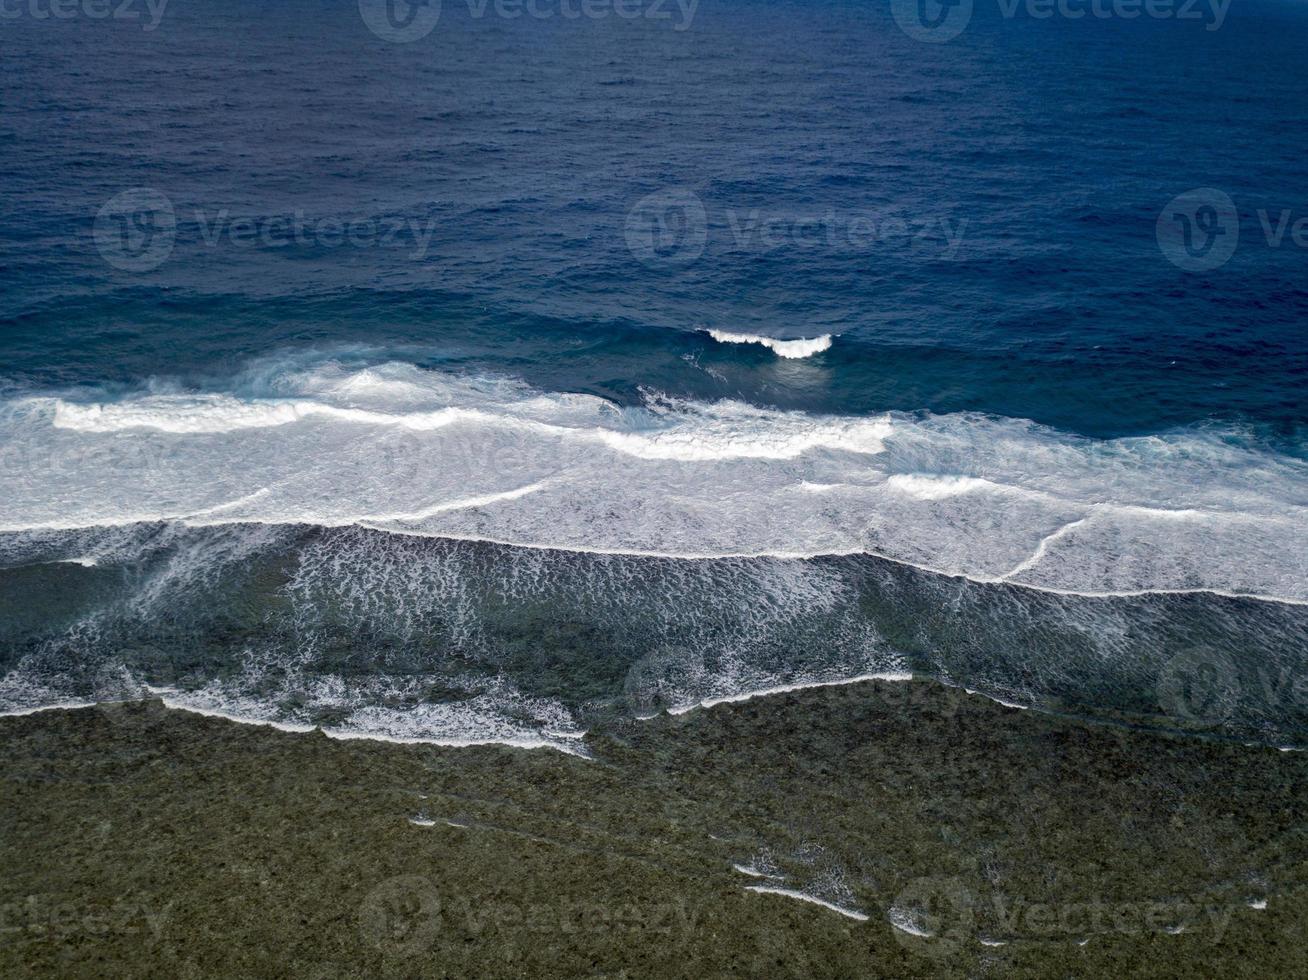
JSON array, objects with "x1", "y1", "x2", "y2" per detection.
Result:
[
  {"x1": 743, "y1": 885, "x2": 869, "y2": 922},
  {"x1": 5, "y1": 516, "x2": 1302, "y2": 608},
  {"x1": 0, "y1": 700, "x2": 98, "y2": 717},
  {"x1": 887, "y1": 910, "x2": 932, "y2": 937},
  {"x1": 0, "y1": 695, "x2": 591, "y2": 758},
  {"x1": 159, "y1": 697, "x2": 590, "y2": 756},
  {"x1": 732, "y1": 864, "x2": 784, "y2": 880},
  {"x1": 154, "y1": 693, "x2": 591, "y2": 756},
  {"x1": 665, "y1": 671, "x2": 914, "y2": 716},
  {"x1": 320, "y1": 727, "x2": 590, "y2": 757},
  {"x1": 655, "y1": 672, "x2": 1040, "y2": 721}
]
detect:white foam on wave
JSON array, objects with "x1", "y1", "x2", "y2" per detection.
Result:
[
  {"x1": 733, "y1": 864, "x2": 784, "y2": 880},
  {"x1": 4, "y1": 358, "x2": 1307, "y2": 603},
  {"x1": 112, "y1": 657, "x2": 594, "y2": 756},
  {"x1": 665, "y1": 671, "x2": 913, "y2": 716},
  {"x1": 744, "y1": 884, "x2": 869, "y2": 922},
  {"x1": 704, "y1": 329, "x2": 833, "y2": 359},
  {"x1": 323, "y1": 728, "x2": 589, "y2": 756},
  {"x1": 157, "y1": 697, "x2": 318, "y2": 734},
  {"x1": 0, "y1": 691, "x2": 588, "y2": 756},
  {"x1": 51, "y1": 395, "x2": 467, "y2": 434},
  {"x1": 887, "y1": 907, "x2": 933, "y2": 937},
  {"x1": 47, "y1": 391, "x2": 888, "y2": 462},
  {"x1": 0, "y1": 700, "x2": 98, "y2": 717},
  {"x1": 156, "y1": 693, "x2": 591, "y2": 756},
  {"x1": 885, "y1": 473, "x2": 1009, "y2": 500},
  {"x1": 962, "y1": 687, "x2": 1029, "y2": 710}
]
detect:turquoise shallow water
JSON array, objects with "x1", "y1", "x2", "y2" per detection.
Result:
[{"x1": 1, "y1": 0, "x2": 1305, "y2": 745}]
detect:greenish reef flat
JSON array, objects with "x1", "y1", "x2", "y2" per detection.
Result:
[{"x1": 1, "y1": 678, "x2": 1306, "y2": 978}]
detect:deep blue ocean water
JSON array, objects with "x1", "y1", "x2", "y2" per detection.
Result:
[
  {"x1": 4, "y1": 0, "x2": 1308, "y2": 436},
  {"x1": 1, "y1": 0, "x2": 1305, "y2": 747}
]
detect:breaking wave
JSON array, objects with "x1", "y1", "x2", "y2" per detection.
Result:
[
  {"x1": 2, "y1": 356, "x2": 1304, "y2": 603},
  {"x1": 2, "y1": 354, "x2": 1306, "y2": 748},
  {"x1": 703, "y1": 329, "x2": 833, "y2": 359}
]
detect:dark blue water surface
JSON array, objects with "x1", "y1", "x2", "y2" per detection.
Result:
[{"x1": 2, "y1": 0, "x2": 1306, "y2": 439}]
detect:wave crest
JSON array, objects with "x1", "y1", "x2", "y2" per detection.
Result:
[{"x1": 704, "y1": 329, "x2": 833, "y2": 359}]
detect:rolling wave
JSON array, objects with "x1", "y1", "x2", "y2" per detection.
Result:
[
  {"x1": 3, "y1": 353, "x2": 1307, "y2": 748},
  {"x1": 2, "y1": 356, "x2": 1304, "y2": 603}
]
